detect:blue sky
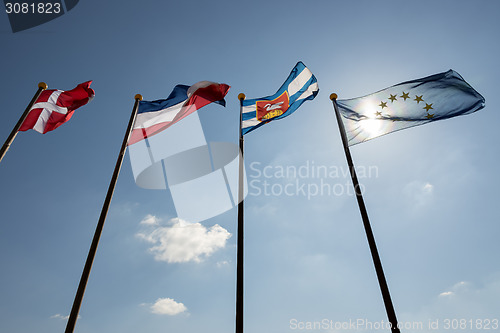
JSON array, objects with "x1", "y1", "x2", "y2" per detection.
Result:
[{"x1": 1, "y1": 0, "x2": 499, "y2": 332}]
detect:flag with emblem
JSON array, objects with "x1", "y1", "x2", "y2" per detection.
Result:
[
  {"x1": 336, "y1": 70, "x2": 485, "y2": 146},
  {"x1": 19, "y1": 81, "x2": 94, "y2": 134},
  {"x1": 241, "y1": 61, "x2": 319, "y2": 135}
]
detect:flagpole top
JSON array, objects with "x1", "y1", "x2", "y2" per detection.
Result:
[
  {"x1": 135, "y1": 94, "x2": 143, "y2": 101},
  {"x1": 238, "y1": 93, "x2": 246, "y2": 101},
  {"x1": 38, "y1": 82, "x2": 48, "y2": 90},
  {"x1": 330, "y1": 93, "x2": 338, "y2": 101}
]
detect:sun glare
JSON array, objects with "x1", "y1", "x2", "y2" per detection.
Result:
[
  {"x1": 357, "y1": 99, "x2": 383, "y2": 136},
  {"x1": 360, "y1": 118, "x2": 382, "y2": 136}
]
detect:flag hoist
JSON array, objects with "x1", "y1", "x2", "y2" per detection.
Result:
[
  {"x1": 65, "y1": 94, "x2": 143, "y2": 333},
  {"x1": 0, "y1": 80, "x2": 95, "y2": 163},
  {"x1": 0, "y1": 82, "x2": 47, "y2": 162}
]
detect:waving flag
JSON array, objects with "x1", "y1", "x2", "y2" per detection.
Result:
[
  {"x1": 241, "y1": 62, "x2": 319, "y2": 135},
  {"x1": 128, "y1": 81, "x2": 230, "y2": 145},
  {"x1": 128, "y1": 81, "x2": 240, "y2": 223},
  {"x1": 19, "y1": 81, "x2": 94, "y2": 134},
  {"x1": 336, "y1": 70, "x2": 485, "y2": 146}
]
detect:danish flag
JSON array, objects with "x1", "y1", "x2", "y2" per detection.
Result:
[{"x1": 19, "y1": 81, "x2": 94, "y2": 134}]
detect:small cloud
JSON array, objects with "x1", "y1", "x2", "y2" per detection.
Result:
[
  {"x1": 50, "y1": 314, "x2": 69, "y2": 320},
  {"x1": 438, "y1": 281, "x2": 470, "y2": 298},
  {"x1": 422, "y1": 182, "x2": 434, "y2": 193},
  {"x1": 216, "y1": 260, "x2": 230, "y2": 268},
  {"x1": 110, "y1": 202, "x2": 140, "y2": 217},
  {"x1": 439, "y1": 291, "x2": 454, "y2": 297},
  {"x1": 140, "y1": 214, "x2": 160, "y2": 225},
  {"x1": 403, "y1": 180, "x2": 434, "y2": 209},
  {"x1": 150, "y1": 298, "x2": 187, "y2": 316},
  {"x1": 50, "y1": 314, "x2": 80, "y2": 320},
  {"x1": 402, "y1": 277, "x2": 500, "y2": 324},
  {"x1": 138, "y1": 217, "x2": 231, "y2": 263},
  {"x1": 451, "y1": 281, "x2": 470, "y2": 291}
]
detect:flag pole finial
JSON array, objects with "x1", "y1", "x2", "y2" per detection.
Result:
[
  {"x1": 238, "y1": 93, "x2": 245, "y2": 101},
  {"x1": 330, "y1": 93, "x2": 338, "y2": 101},
  {"x1": 38, "y1": 82, "x2": 48, "y2": 90},
  {"x1": 135, "y1": 94, "x2": 143, "y2": 101}
]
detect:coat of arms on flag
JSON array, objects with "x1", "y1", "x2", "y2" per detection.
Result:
[
  {"x1": 256, "y1": 92, "x2": 290, "y2": 121},
  {"x1": 241, "y1": 61, "x2": 319, "y2": 135}
]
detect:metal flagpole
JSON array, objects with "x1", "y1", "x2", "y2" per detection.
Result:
[
  {"x1": 0, "y1": 82, "x2": 47, "y2": 163},
  {"x1": 65, "y1": 94, "x2": 143, "y2": 333},
  {"x1": 235, "y1": 93, "x2": 245, "y2": 333},
  {"x1": 330, "y1": 93, "x2": 401, "y2": 333}
]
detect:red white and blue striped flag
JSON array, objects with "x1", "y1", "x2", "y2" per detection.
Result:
[{"x1": 128, "y1": 81, "x2": 230, "y2": 145}]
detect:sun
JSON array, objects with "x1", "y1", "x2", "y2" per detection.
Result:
[
  {"x1": 360, "y1": 118, "x2": 383, "y2": 136},
  {"x1": 356, "y1": 99, "x2": 384, "y2": 136}
]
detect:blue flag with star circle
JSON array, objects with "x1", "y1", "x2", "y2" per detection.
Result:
[{"x1": 336, "y1": 70, "x2": 485, "y2": 146}]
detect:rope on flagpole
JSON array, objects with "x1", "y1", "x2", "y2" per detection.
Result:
[
  {"x1": 65, "y1": 94, "x2": 143, "y2": 333},
  {"x1": 0, "y1": 82, "x2": 47, "y2": 163},
  {"x1": 330, "y1": 93, "x2": 401, "y2": 333},
  {"x1": 235, "y1": 93, "x2": 245, "y2": 333}
]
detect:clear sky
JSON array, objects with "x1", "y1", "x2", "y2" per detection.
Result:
[{"x1": 1, "y1": 0, "x2": 500, "y2": 332}]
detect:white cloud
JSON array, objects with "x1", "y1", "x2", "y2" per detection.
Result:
[
  {"x1": 50, "y1": 314, "x2": 69, "y2": 320},
  {"x1": 403, "y1": 180, "x2": 434, "y2": 209},
  {"x1": 217, "y1": 260, "x2": 230, "y2": 267},
  {"x1": 438, "y1": 281, "x2": 470, "y2": 298},
  {"x1": 140, "y1": 214, "x2": 160, "y2": 225},
  {"x1": 110, "y1": 201, "x2": 140, "y2": 217},
  {"x1": 138, "y1": 217, "x2": 231, "y2": 263},
  {"x1": 438, "y1": 291, "x2": 454, "y2": 297},
  {"x1": 50, "y1": 314, "x2": 80, "y2": 320},
  {"x1": 401, "y1": 277, "x2": 500, "y2": 323},
  {"x1": 150, "y1": 298, "x2": 187, "y2": 316},
  {"x1": 422, "y1": 182, "x2": 434, "y2": 193}
]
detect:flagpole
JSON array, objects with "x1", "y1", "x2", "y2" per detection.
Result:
[
  {"x1": 65, "y1": 94, "x2": 143, "y2": 333},
  {"x1": 235, "y1": 93, "x2": 245, "y2": 333},
  {"x1": 0, "y1": 82, "x2": 47, "y2": 163},
  {"x1": 330, "y1": 93, "x2": 401, "y2": 333}
]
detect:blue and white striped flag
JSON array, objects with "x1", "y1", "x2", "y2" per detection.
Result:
[{"x1": 241, "y1": 61, "x2": 319, "y2": 135}]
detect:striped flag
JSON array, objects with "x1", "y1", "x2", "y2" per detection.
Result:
[
  {"x1": 241, "y1": 61, "x2": 319, "y2": 135},
  {"x1": 19, "y1": 81, "x2": 94, "y2": 134},
  {"x1": 128, "y1": 81, "x2": 230, "y2": 145}
]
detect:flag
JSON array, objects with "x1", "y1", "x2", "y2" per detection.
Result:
[
  {"x1": 19, "y1": 81, "x2": 94, "y2": 134},
  {"x1": 128, "y1": 81, "x2": 230, "y2": 145},
  {"x1": 241, "y1": 61, "x2": 319, "y2": 135},
  {"x1": 336, "y1": 70, "x2": 485, "y2": 146}
]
